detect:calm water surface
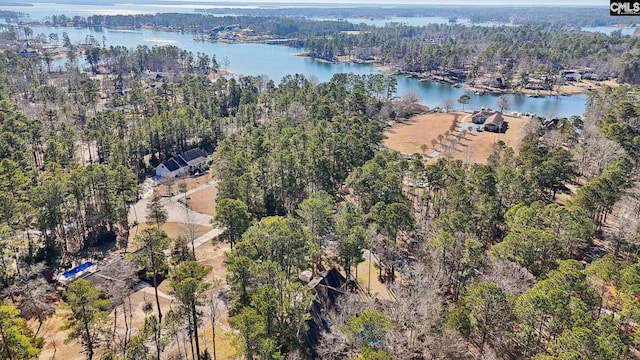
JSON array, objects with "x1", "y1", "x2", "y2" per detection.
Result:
[
  {"x1": 581, "y1": 26, "x2": 637, "y2": 36},
  {"x1": 27, "y1": 23, "x2": 587, "y2": 118}
]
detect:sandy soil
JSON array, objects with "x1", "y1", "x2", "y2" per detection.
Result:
[
  {"x1": 35, "y1": 304, "x2": 83, "y2": 360},
  {"x1": 156, "y1": 240, "x2": 229, "y2": 297},
  {"x1": 35, "y1": 288, "x2": 177, "y2": 360},
  {"x1": 383, "y1": 111, "x2": 527, "y2": 165},
  {"x1": 207, "y1": 69, "x2": 233, "y2": 80},
  {"x1": 195, "y1": 241, "x2": 229, "y2": 285},
  {"x1": 40, "y1": 228, "x2": 222, "y2": 359}
]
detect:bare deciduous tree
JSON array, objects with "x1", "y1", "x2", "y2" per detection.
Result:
[
  {"x1": 480, "y1": 258, "x2": 536, "y2": 296},
  {"x1": 206, "y1": 283, "x2": 224, "y2": 360},
  {"x1": 442, "y1": 97, "x2": 454, "y2": 113},
  {"x1": 574, "y1": 123, "x2": 625, "y2": 179}
]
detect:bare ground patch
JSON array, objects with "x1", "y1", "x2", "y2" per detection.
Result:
[{"x1": 355, "y1": 257, "x2": 396, "y2": 302}]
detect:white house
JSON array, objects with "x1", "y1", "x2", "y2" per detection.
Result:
[
  {"x1": 155, "y1": 157, "x2": 188, "y2": 179},
  {"x1": 155, "y1": 148, "x2": 209, "y2": 179}
]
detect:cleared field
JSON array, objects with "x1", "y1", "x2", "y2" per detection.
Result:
[
  {"x1": 383, "y1": 112, "x2": 464, "y2": 156},
  {"x1": 383, "y1": 111, "x2": 528, "y2": 165},
  {"x1": 194, "y1": 240, "x2": 229, "y2": 285}
]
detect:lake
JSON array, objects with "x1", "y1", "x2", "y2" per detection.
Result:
[
  {"x1": 31, "y1": 24, "x2": 587, "y2": 118},
  {"x1": 581, "y1": 26, "x2": 637, "y2": 36}
]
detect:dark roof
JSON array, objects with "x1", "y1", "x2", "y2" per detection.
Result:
[
  {"x1": 163, "y1": 158, "x2": 181, "y2": 172},
  {"x1": 544, "y1": 118, "x2": 560, "y2": 129},
  {"x1": 303, "y1": 268, "x2": 347, "y2": 353},
  {"x1": 158, "y1": 148, "x2": 207, "y2": 175},
  {"x1": 174, "y1": 155, "x2": 188, "y2": 167},
  {"x1": 181, "y1": 148, "x2": 207, "y2": 163}
]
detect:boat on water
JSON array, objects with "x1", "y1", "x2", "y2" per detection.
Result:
[
  {"x1": 475, "y1": 91, "x2": 485, "y2": 96},
  {"x1": 527, "y1": 91, "x2": 541, "y2": 98}
]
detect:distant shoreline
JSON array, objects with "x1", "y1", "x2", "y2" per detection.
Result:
[
  {"x1": 295, "y1": 52, "x2": 615, "y2": 97},
  {"x1": 16, "y1": 23, "x2": 620, "y2": 97}
]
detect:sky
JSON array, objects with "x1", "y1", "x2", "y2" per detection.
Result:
[{"x1": 161, "y1": 0, "x2": 605, "y2": 5}]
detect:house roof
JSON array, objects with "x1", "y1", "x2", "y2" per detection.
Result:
[
  {"x1": 181, "y1": 148, "x2": 207, "y2": 163},
  {"x1": 544, "y1": 118, "x2": 560, "y2": 128},
  {"x1": 486, "y1": 112, "x2": 504, "y2": 126},
  {"x1": 157, "y1": 148, "x2": 208, "y2": 176},
  {"x1": 163, "y1": 158, "x2": 181, "y2": 172},
  {"x1": 302, "y1": 268, "x2": 347, "y2": 352},
  {"x1": 174, "y1": 155, "x2": 188, "y2": 167}
]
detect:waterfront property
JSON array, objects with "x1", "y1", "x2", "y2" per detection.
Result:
[
  {"x1": 563, "y1": 70, "x2": 582, "y2": 82},
  {"x1": 471, "y1": 110, "x2": 495, "y2": 124},
  {"x1": 484, "y1": 112, "x2": 506, "y2": 132}
]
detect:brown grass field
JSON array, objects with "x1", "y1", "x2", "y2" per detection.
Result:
[
  {"x1": 383, "y1": 111, "x2": 528, "y2": 165},
  {"x1": 185, "y1": 183, "x2": 218, "y2": 216},
  {"x1": 157, "y1": 171, "x2": 213, "y2": 196}
]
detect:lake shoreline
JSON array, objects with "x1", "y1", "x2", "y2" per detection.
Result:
[
  {"x1": 295, "y1": 52, "x2": 616, "y2": 97},
  {"x1": 22, "y1": 24, "x2": 589, "y2": 117},
  {"x1": 20, "y1": 22, "x2": 616, "y2": 99}
]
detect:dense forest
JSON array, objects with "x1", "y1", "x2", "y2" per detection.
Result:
[
  {"x1": 39, "y1": 14, "x2": 359, "y2": 38},
  {"x1": 1, "y1": 6, "x2": 640, "y2": 360}
]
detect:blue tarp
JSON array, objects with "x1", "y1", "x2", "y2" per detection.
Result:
[{"x1": 62, "y1": 261, "x2": 93, "y2": 279}]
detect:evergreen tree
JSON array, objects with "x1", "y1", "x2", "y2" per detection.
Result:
[
  {"x1": 62, "y1": 279, "x2": 109, "y2": 360},
  {"x1": 0, "y1": 301, "x2": 42, "y2": 360},
  {"x1": 130, "y1": 228, "x2": 171, "y2": 323}
]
